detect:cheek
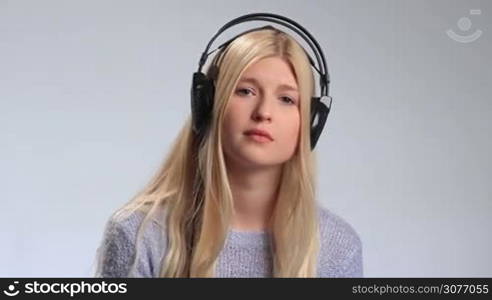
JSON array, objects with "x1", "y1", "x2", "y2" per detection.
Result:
[
  {"x1": 222, "y1": 101, "x2": 245, "y2": 138},
  {"x1": 274, "y1": 113, "x2": 300, "y2": 152},
  {"x1": 282, "y1": 112, "x2": 301, "y2": 140}
]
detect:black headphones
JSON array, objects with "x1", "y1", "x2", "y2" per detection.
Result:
[{"x1": 190, "y1": 13, "x2": 332, "y2": 150}]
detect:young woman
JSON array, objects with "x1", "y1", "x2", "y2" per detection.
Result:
[{"x1": 94, "y1": 16, "x2": 363, "y2": 278}]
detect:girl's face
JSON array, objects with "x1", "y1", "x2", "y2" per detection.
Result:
[{"x1": 221, "y1": 56, "x2": 301, "y2": 170}]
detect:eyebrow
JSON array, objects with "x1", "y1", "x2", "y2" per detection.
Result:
[{"x1": 238, "y1": 77, "x2": 299, "y2": 92}]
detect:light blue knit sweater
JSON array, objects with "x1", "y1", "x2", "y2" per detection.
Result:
[{"x1": 94, "y1": 205, "x2": 363, "y2": 277}]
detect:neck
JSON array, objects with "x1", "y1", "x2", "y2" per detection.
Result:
[{"x1": 226, "y1": 163, "x2": 282, "y2": 232}]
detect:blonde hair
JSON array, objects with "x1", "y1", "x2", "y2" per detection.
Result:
[{"x1": 102, "y1": 27, "x2": 320, "y2": 277}]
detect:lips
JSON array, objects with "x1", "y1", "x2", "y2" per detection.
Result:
[{"x1": 244, "y1": 128, "x2": 273, "y2": 141}]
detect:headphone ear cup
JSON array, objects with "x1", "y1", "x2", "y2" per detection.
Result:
[
  {"x1": 191, "y1": 72, "x2": 215, "y2": 139},
  {"x1": 310, "y1": 96, "x2": 330, "y2": 150},
  {"x1": 310, "y1": 97, "x2": 320, "y2": 150}
]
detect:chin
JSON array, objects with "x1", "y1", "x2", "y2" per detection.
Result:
[{"x1": 241, "y1": 154, "x2": 286, "y2": 169}]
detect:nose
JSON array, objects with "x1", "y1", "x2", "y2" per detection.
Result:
[{"x1": 251, "y1": 97, "x2": 272, "y2": 122}]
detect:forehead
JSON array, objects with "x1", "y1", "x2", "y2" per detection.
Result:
[{"x1": 239, "y1": 56, "x2": 298, "y2": 88}]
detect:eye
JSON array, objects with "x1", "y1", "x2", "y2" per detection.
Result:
[
  {"x1": 236, "y1": 88, "x2": 255, "y2": 96},
  {"x1": 281, "y1": 96, "x2": 296, "y2": 105}
]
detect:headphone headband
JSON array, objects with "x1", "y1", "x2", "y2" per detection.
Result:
[{"x1": 197, "y1": 13, "x2": 330, "y2": 97}]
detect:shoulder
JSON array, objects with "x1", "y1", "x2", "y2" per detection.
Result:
[
  {"x1": 317, "y1": 205, "x2": 362, "y2": 249},
  {"x1": 94, "y1": 205, "x2": 168, "y2": 278},
  {"x1": 316, "y1": 205, "x2": 363, "y2": 277},
  {"x1": 106, "y1": 205, "x2": 167, "y2": 238}
]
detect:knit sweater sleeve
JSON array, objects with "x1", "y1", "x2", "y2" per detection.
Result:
[
  {"x1": 94, "y1": 210, "x2": 166, "y2": 278},
  {"x1": 317, "y1": 206, "x2": 364, "y2": 277},
  {"x1": 337, "y1": 229, "x2": 363, "y2": 277}
]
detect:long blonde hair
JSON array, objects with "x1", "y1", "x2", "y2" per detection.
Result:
[{"x1": 105, "y1": 26, "x2": 320, "y2": 277}]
